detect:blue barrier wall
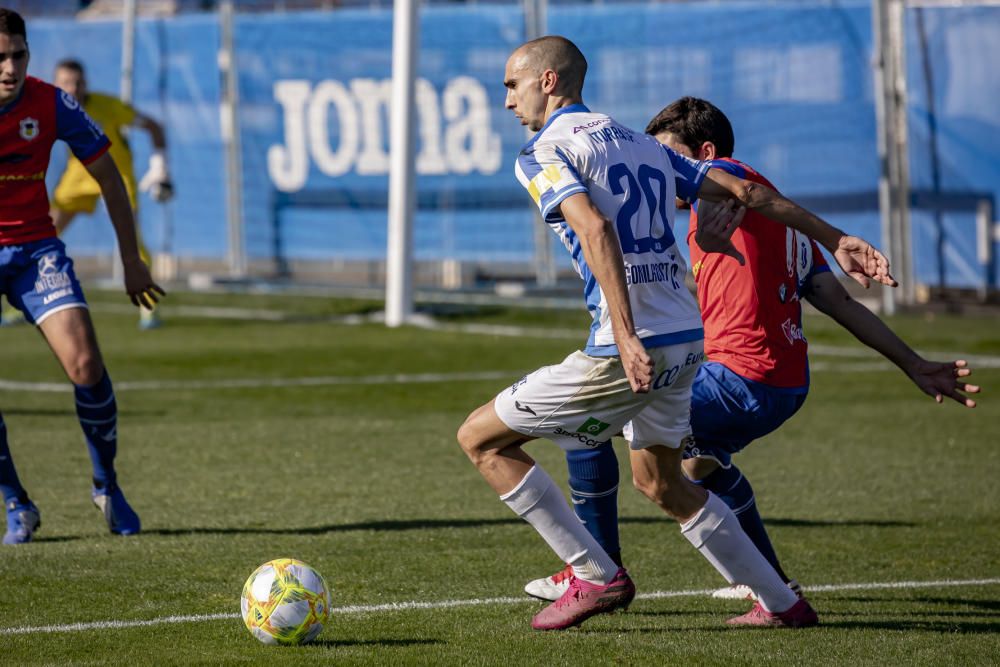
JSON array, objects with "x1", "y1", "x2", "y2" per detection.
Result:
[
  {"x1": 30, "y1": 14, "x2": 225, "y2": 259},
  {"x1": 24, "y1": 3, "x2": 1000, "y2": 286}
]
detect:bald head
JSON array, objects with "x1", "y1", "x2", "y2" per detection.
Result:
[{"x1": 513, "y1": 35, "x2": 587, "y2": 97}]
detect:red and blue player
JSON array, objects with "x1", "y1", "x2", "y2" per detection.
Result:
[
  {"x1": 524, "y1": 97, "x2": 980, "y2": 624},
  {"x1": 0, "y1": 9, "x2": 164, "y2": 544}
]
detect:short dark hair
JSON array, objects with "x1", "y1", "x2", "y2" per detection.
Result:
[
  {"x1": 56, "y1": 58, "x2": 85, "y2": 75},
  {"x1": 0, "y1": 8, "x2": 26, "y2": 39},
  {"x1": 645, "y1": 96, "x2": 735, "y2": 158},
  {"x1": 519, "y1": 35, "x2": 587, "y2": 97}
]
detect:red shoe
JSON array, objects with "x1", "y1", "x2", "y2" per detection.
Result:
[
  {"x1": 726, "y1": 598, "x2": 819, "y2": 628},
  {"x1": 531, "y1": 567, "x2": 635, "y2": 631}
]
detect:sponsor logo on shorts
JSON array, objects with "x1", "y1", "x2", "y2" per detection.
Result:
[
  {"x1": 514, "y1": 401, "x2": 536, "y2": 416},
  {"x1": 509, "y1": 375, "x2": 527, "y2": 395},
  {"x1": 38, "y1": 254, "x2": 59, "y2": 275},
  {"x1": 553, "y1": 427, "x2": 606, "y2": 448},
  {"x1": 34, "y1": 254, "x2": 72, "y2": 293},
  {"x1": 42, "y1": 288, "x2": 73, "y2": 305},
  {"x1": 576, "y1": 417, "x2": 610, "y2": 436}
]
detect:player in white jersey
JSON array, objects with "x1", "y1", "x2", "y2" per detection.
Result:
[{"x1": 457, "y1": 35, "x2": 895, "y2": 631}]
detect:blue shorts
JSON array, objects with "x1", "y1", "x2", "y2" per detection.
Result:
[
  {"x1": 684, "y1": 361, "x2": 807, "y2": 468},
  {"x1": 0, "y1": 238, "x2": 88, "y2": 325}
]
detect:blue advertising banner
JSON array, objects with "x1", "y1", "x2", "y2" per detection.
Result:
[{"x1": 21, "y1": 4, "x2": 1000, "y2": 287}]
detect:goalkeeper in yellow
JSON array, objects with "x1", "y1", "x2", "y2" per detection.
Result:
[{"x1": 51, "y1": 59, "x2": 172, "y2": 329}]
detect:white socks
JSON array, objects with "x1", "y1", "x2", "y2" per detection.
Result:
[
  {"x1": 681, "y1": 492, "x2": 798, "y2": 613},
  {"x1": 501, "y1": 465, "x2": 617, "y2": 585}
]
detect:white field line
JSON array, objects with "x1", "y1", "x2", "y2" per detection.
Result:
[
  {"x1": 0, "y1": 362, "x2": 902, "y2": 394},
  {"x1": 1, "y1": 577, "x2": 997, "y2": 636}
]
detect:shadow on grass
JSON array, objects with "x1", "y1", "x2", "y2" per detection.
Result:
[
  {"x1": 141, "y1": 514, "x2": 917, "y2": 537},
  {"x1": 763, "y1": 517, "x2": 916, "y2": 528},
  {"x1": 30, "y1": 535, "x2": 83, "y2": 543},
  {"x1": 830, "y1": 595, "x2": 1000, "y2": 617},
  {"x1": 305, "y1": 638, "x2": 442, "y2": 648},
  {"x1": 580, "y1": 624, "x2": 732, "y2": 635},
  {"x1": 2, "y1": 407, "x2": 166, "y2": 418},
  {"x1": 823, "y1": 619, "x2": 1000, "y2": 633}
]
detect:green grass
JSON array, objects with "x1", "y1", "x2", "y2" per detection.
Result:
[{"x1": 0, "y1": 288, "x2": 997, "y2": 666}]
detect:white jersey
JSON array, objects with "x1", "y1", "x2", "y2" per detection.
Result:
[{"x1": 514, "y1": 104, "x2": 708, "y2": 355}]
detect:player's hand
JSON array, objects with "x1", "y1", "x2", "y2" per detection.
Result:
[
  {"x1": 139, "y1": 152, "x2": 174, "y2": 203},
  {"x1": 619, "y1": 334, "x2": 655, "y2": 394},
  {"x1": 833, "y1": 235, "x2": 897, "y2": 288},
  {"x1": 694, "y1": 198, "x2": 745, "y2": 265},
  {"x1": 122, "y1": 257, "x2": 166, "y2": 310},
  {"x1": 906, "y1": 358, "x2": 979, "y2": 408}
]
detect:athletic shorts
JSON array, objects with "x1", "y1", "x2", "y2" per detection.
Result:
[
  {"x1": 494, "y1": 340, "x2": 704, "y2": 452},
  {"x1": 0, "y1": 238, "x2": 88, "y2": 325},
  {"x1": 684, "y1": 361, "x2": 807, "y2": 467}
]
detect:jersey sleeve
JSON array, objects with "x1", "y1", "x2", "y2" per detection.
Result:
[
  {"x1": 807, "y1": 238, "x2": 831, "y2": 278},
  {"x1": 706, "y1": 159, "x2": 748, "y2": 179},
  {"x1": 663, "y1": 145, "x2": 710, "y2": 203},
  {"x1": 515, "y1": 140, "x2": 588, "y2": 222},
  {"x1": 55, "y1": 89, "x2": 111, "y2": 165}
]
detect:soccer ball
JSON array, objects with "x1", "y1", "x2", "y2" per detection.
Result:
[{"x1": 241, "y1": 558, "x2": 331, "y2": 645}]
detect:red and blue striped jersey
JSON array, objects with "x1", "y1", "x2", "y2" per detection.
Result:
[
  {"x1": 688, "y1": 158, "x2": 830, "y2": 390},
  {"x1": 0, "y1": 76, "x2": 110, "y2": 244}
]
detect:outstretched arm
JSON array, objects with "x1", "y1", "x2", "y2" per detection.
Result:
[
  {"x1": 805, "y1": 271, "x2": 979, "y2": 407},
  {"x1": 133, "y1": 112, "x2": 167, "y2": 150},
  {"x1": 559, "y1": 192, "x2": 654, "y2": 394},
  {"x1": 84, "y1": 153, "x2": 166, "y2": 309},
  {"x1": 698, "y1": 169, "x2": 896, "y2": 289}
]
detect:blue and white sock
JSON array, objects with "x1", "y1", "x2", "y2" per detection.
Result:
[
  {"x1": 0, "y1": 413, "x2": 27, "y2": 504},
  {"x1": 694, "y1": 463, "x2": 789, "y2": 582},
  {"x1": 74, "y1": 370, "x2": 118, "y2": 489},
  {"x1": 566, "y1": 442, "x2": 622, "y2": 565}
]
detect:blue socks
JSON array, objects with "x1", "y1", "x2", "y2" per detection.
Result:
[
  {"x1": 0, "y1": 413, "x2": 27, "y2": 504},
  {"x1": 74, "y1": 370, "x2": 118, "y2": 489},
  {"x1": 693, "y1": 463, "x2": 789, "y2": 582},
  {"x1": 566, "y1": 442, "x2": 622, "y2": 565}
]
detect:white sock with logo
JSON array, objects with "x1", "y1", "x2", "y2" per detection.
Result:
[
  {"x1": 680, "y1": 492, "x2": 798, "y2": 613},
  {"x1": 501, "y1": 464, "x2": 617, "y2": 586}
]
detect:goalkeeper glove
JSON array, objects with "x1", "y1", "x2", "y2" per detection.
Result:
[{"x1": 138, "y1": 151, "x2": 174, "y2": 203}]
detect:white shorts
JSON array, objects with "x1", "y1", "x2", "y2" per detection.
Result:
[{"x1": 493, "y1": 340, "x2": 704, "y2": 452}]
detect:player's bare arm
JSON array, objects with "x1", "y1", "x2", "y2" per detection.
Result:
[
  {"x1": 134, "y1": 112, "x2": 167, "y2": 150},
  {"x1": 85, "y1": 153, "x2": 166, "y2": 309},
  {"x1": 806, "y1": 271, "x2": 979, "y2": 407},
  {"x1": 558, "y1": 192, "x2": 654, "y2": 393},
  {"x1": 698, "y1": 168, "x2": 897, "y2": 288}
]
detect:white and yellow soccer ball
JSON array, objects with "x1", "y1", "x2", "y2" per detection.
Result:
[{"x1": 241, "y1": 558, "x2": 331, "y2": 645}]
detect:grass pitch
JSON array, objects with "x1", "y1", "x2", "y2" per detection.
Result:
[{"x1": 0, "y1": 288, "x2": 997, "y2": 666}]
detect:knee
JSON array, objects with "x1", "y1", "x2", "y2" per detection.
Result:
[
  {"x1": 632, "y1": 473, "x2": 668, "y2": 506},
  {"x1": 456, "y1": 412, "x2": 486, "y2": 462},
  {"x1": 67, "y1": 353, "x2": 104, "y2": 387},
  {"x1": 632, "y1": 473, "x2": 697, "y2": 521}
]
